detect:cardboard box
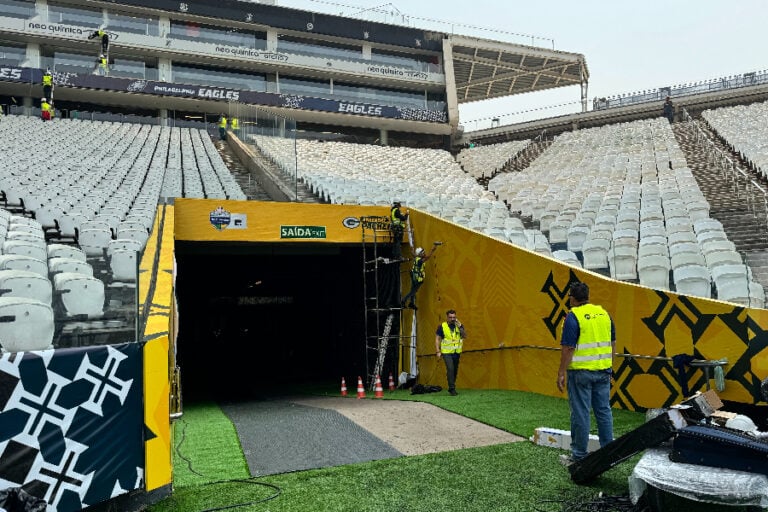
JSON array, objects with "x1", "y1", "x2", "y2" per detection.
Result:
[{"x1": 531, "y1": 427, "x2": 601, "y2": 452}]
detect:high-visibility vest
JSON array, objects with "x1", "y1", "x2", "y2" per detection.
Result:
[
  {"x1": 568, "y1": 303, "x2": 613, "y2": 371},
  {"x1": 391, "y1": 206, "x2": 403, "y2": 227},
  {"x1": 231, "y1": 118, "x2": 239, "y2": 130},
  {"x1": 41, "y1": 101, "x2": 51, "y2": 112},
  {"x1": 42, "y1": 74, "x2": 52, "y2": 86},
  {"x1": 440, "y1": 322, "x2": 463, "y2": 354},
  {"x1": 219, "y1": 117, "x2": 227, "y2": 128},
  {"x1": 99, "y1": 57, "x2": 107, "y2": 68},
  {"x1": 98, "y1": 30, "x2": 106, "y2": 38},
  {"x1": 411, "y1": 256, "x2": 425, "y2": 282}
]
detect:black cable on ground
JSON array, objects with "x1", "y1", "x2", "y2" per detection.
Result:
[{"x1": 174, "y1": 419, "x2": 282, "y2": 511}]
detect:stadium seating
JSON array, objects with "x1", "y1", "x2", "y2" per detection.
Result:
[{"x1": 0, "y1": 114, "x2": 249, "y2": 350}]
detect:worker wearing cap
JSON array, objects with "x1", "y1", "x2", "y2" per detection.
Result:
[
  {"x1": 390, "y1": 201, "x2": 408, "y2": 259},
  {"x1": 401, "y1": 243, "x2": 439, "y2": 310}
]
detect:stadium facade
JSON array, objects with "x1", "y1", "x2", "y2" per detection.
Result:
[{"x1": 0, "y1": 0, "x2": 588, "y2": 146}]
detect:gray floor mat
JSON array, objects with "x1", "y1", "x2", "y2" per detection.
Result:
[{"x1": 219, "y1": 399, "x2": 403, "y2": 476}]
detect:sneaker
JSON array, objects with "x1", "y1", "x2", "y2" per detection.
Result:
[
  {"x1": 559, "y1": 454, "x2": 575, "y2": 466},
  {"x1": 449, "y1": 389, "x2": 458, "y2": 396}
]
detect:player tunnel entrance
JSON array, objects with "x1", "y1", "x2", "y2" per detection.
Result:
[{"x1": 174, "y1": 241, "x2": 399, "y2": 401}]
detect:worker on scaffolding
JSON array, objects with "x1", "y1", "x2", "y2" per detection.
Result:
[
  {"x1": 401, "y1": 242, "x2": 440, "y2": 310},
  {"x1": 390, "y1": 201, "x2": 408, "y2": 259}
]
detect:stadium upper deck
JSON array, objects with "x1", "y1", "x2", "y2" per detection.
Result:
[{"x1": 0, "y1": 0, "x2": 587, "y2": 145}]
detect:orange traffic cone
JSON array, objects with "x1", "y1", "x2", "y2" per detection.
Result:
[
  {"x1": 356, "y1": 376, "x2": 366, "y2": 399},
  {"x1": 341, "y1": 377, "x2": 348, "y2": 397},
  {"x1": 374, "y1": 375, "x2": 384, "y2": 398},
  {"x1": 388, "y1": 373, "x2": 396, "y2": 391}
]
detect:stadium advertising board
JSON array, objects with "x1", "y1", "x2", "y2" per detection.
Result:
[
  {"x1": 0, "y1": 64, "x2": 447, "y2": 122},
  {"x1": 175, "y1": 199, "x2": 387, "y2": 243}
]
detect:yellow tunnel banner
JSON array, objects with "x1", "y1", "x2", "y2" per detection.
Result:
[{"x1": 174, "y1": 198, "x2": 389, "y2": 243}]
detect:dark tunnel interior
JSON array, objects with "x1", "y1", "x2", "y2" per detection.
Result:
[{"x1": 174, "y1": 242, "x2": 400, "y2": 402}]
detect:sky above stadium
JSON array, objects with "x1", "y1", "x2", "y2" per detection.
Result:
[{"x1": 277, "y1": 0, "x2": 766, "y2": 130}]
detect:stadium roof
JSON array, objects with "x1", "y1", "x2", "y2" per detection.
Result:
[{"x1": 449, "y1": 35, "x2": 589, "y2": 104}]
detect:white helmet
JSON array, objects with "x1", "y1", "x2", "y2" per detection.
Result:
[{"x1": 416, "y1": 247, "x2": 425, "y2": 256}]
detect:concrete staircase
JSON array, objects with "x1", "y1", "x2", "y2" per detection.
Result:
[
  {"x1": 672, "y1": 121, "x2": 768, "y2": 293},
  {"x1": 213, "y1": 139, "x2": 272, "y2": 201},
  {"x1": 476, "y1": 138, "x2": 553, "y2": 189}
]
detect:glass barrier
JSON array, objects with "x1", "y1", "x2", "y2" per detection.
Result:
[
  {"x1": 47, "y1": 2, "x2": 102, "y2": 27},
  {"x1": 225, "y1": 103, "x2": 298, "y2": 201},
  {"x1": 172, "y1": 64, "x2": 267, "y2": 92},
  {"x1": 0, "y1": 43, "x2": 24, "y2": 64},
  {"x1": 169, "y1": 20, "x2": 266, "y2": 49},
  {"x1": 0, "y1": 0, "x2": 33, "y2": 19},
  {"x1": 108, "y1": 11, "x2": 159, "y2": 37}
]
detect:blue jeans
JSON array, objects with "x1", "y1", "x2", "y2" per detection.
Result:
[{"x1": 567, "y1": 370, "x2": 613, "y2": 460}]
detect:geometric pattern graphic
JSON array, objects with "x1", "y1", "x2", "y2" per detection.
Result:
[
  {"x1": 540, "y1": 269, "x2": 581, "y2": 339},
  {"x1": 640, "y1": 291, "x2": 718, "y2": 345},
  {"x1": 0, "y1": 343, "x2": 143, "y2": 511}
]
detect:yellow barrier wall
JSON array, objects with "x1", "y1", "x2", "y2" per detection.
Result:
[
  {"x1": 143, "y1": 205, "x2": 175, "y2": 491},
  {"x1": 407, "y1": 210, "x2": 768, "y2": 409}
]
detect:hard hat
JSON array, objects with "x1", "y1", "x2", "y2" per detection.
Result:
[
  {"x1": 41, "y1": 98, "x2": 46, "y2": 102},
  {"x1": 416, "y1": 247, "x2": 424, "y2": 256}
]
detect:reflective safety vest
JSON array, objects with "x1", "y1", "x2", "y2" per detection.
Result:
[
  {"x1": 568, "y1": 303, "x2": 613, "y2": 371},
  {"x1": 42, "y1": 74, "x2": 52, "y2": 86},
  {"x1": 231, "y1": 117, "x2": 239, "y2": 130},
  {"x1": 391, "y1": 206, "x2": 403, "y2": 227},
  {"x1": 219, "y1": 116, "x2": 227, "y2": 128},
  {"x1": 41, "y1": 101, "x2": 51, "y2": 112},
  {"x1": 411, "y1": 256, "x2": 425, "y2": 282},
  {"x1": 440, "y1": 322, "x2": 463, "y2": 354},
  {"x1": 99, "y1": 57, "x2": 107, "y2": 68}
]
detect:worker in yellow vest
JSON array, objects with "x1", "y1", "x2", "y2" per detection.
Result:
[
  {"x1": 218, "y1": 114, "x2": 228, "y2": 140},
  {"x1": 435, "y1": 309, "x2": 466, "y2": 396},
  {"x1": 401, "y1": 242, "x2": 439, "y2": 310},
  {"x1": 557, "y1": 281, "x2": 615, "y2": 465},
  {"x1": 95, "y1": 54, "x2": 108, "y2": 75},
  {"x1": 88, "y1": 29, "x2": 109, "y2": 54},
  {"x1": 41, "y1": 98, "x2": 52, "y2": 121},
  {"x1": 230, "y1": 117, "x2": 240, "y2": 137},
  {"x1": 42, "y1": 69, "x2": 53, "y2": 101}
]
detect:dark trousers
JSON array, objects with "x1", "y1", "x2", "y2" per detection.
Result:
[
  {"x1": 391, "y1": 225, "x2": 403, "y2": 259},
  {"x1": 219, "y1": 127, "x2": 227, "y2": 140},
  {"x1": 401, "y1": 276, "x2": 422, "y2": 306},
  {"x1": 43, "y1": 85, "x2": 52, "y2": 101},
  {"x1": 443, "y1": 353, "x2": 460, "y2": 392}
]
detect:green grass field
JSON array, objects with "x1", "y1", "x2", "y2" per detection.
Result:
[{"x1": 148, "y1": 389, "x2": 761, "y2": 512}]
